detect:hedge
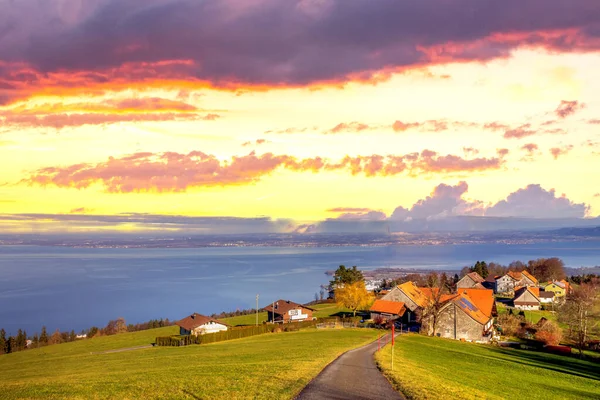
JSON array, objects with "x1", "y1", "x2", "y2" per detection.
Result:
[{"x1": 155, "y1": 319, "x2": 318, "y2": 347}]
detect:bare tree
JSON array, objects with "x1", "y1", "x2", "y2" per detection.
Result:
[
  {"x1": 559, "y1": 280, "x2": 600, "y2": 356},
  {"x1": 420, "y1": 273, "x2": 451, "y2": 337}
]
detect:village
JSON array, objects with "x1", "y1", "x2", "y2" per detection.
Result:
[{"x1": 170, "y1": 265, "x2": 578, "y2": 349}]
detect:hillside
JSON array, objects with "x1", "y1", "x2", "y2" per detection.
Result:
[
  {"x1": 0, "y1": 326, "x2": 378, "y2": 400},
  {"x1": 219, "y1": 303, "x2": 352, "y2": 326},
  {"x1": 376, "y1": 334, "x2": 600, "y2": 400}
]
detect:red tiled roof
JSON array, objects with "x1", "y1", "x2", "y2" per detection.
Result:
[
  {"x1": 176, "y1": 313, "x2": 228, "y2": 331},
  {"x1": 513, "y1": 286, "x2": 541, "y2": 303},
  {"x1": 459, "y1": 289, "x2": 495, "y2": 318},
  {"x1": 452, "y1": 293, "x2": 492, "y2": 325},
  {"x1": 263, "y1": 300, "x2": 316, "y2": 315},
  {"x1": 369, "y1": 300, "x2": 406, "y2": 316},
  {"x1": 398, "y1": 282, "x2": 428, "y2": 308},
  {"x1": 506, "y1": 271, "x2": 522, "y2": 281}
]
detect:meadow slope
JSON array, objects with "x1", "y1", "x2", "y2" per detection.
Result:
[
  {"x1": 376, "y1": 334, "x2": 600, "y2": 400},
  {"x1": 0, "y1": 327, "x2": 378, "y2": 400}
]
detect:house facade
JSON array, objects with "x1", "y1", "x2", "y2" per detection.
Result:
[
  {"x1": 264, "y1": 300, "x2": 315, "y2": 323},
  {"x1": 538, "y1": 291, "x2": 555, "y2": 304},
  {"x1": 432, "y1": 293, "x2": 494, "y2": 342},
  {"x1": 176, "y1": 313, "x2": 229, "y2": 336},
  {"x1": 457, "y1": 272, "x2": 485, "y2": 289},
  {"x1": 543, "y1": 280, "x2": 569, "y2": 298},
  {"x1": 495, "y1": 271, "x2": 538, "y2": 295},
  {"x1": 513, "y1": 287, "x2": 541, "y2": 310},
  {"x1": 381, "y1": 282, "x2": 427, "y2": 322}
]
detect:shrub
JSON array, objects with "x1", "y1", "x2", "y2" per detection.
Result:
[{"x1": 535, "y1": 320, "x2": 562, "y2": 346}]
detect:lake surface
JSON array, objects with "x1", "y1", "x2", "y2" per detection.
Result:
[{"x1": 1, "y1": 241, "x2": 600, "y2": 334}]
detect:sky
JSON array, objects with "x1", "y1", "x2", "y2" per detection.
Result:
[{"x1": 1, "y1": 0, "x2": 600, "y2": 233}]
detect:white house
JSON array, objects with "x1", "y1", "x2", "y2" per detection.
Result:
[{"x1": 176, "y1": 313, "x2": 229, "y2": 335}]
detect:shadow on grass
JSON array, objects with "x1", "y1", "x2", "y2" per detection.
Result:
[{"x1": 486, "y1": 346, "x2": 600, "y2": 381}]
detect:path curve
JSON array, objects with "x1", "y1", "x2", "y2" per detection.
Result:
[{"x1": 295, "y1": 333, "x2": 404, "y2": 400}]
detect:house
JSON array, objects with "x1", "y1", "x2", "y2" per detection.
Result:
[
  {"x1": 381, "y1": 281, "x2": 456, "y2": 323},
  {"x1": 432, "y1": 291, "x2": 495, "y2": 342},
  {"x1": 538, "y1": 290, "x2": 555, "y2": 304},
  {"x1": 369, "y1": 299, "x2": 406, "y2": 323},
  {"x1": 264, "y1": 300, "x2": 315, "y2": 323},
  {"x1": 381, "y1": 281, "x2": 428, "y2": 322},
  {"x1": 513, "y1": 287, "x2": 541, "y2": 310},
  {"x1": 456, "y1": 272, "x2": 485, "y2": 289},
  {"x1": 543, "y1": 280, "x2": 570, "y2": 298},
  {"x1": 495, "y1": 270, "x2": 538, "y2": 294},
  {"x1": 458, "y1": 288, "x2": 497, "y2": 317},
  {"x1": 176, "y1": 313, "x2": 228, "y2": 336}
]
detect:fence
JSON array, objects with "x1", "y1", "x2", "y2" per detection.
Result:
[{"x1": 155, "y1": 319, "x2": 318, "y2": 347}]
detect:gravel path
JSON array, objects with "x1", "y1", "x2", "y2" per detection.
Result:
[{"x1": 295, "y1": 333, "x2": 404, "y2": 400}]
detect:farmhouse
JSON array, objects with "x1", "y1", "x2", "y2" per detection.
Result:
[
  {"x1": 513, "y1": 287, "x2": 541, "y2": 310},
  {"x1": 457, "y1": 272, "x2": 485, "y2": 289},
  {"x1": 382, "y1": 282, "x2": 456, "y2": 323},
  {"x1": 176, "y1": 313, "x2": 228, "y2": 336},
  {"x1": 369, "y1": 299, "x2": 406, "y2": 323},
  {"x1": 264, "y1": 300, "x2": 315, "y2": 323},
  {"x1": 433, "y1": 291, "x2": 495, "y2": 342},
  {"x1": 495, "y1": 270, "x2": 538, "y2": 294},
  {"x1": 543, "y1": 280, "x2": 570, "y2": 298}
]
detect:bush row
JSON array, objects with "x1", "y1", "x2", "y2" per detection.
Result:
[{"x1": 155, "y1": 319, "x2": 319, "y2": 347}]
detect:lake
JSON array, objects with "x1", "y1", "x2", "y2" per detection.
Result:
[{"x1": 1, "y1": 241, "x2": 599, "y2": 335}]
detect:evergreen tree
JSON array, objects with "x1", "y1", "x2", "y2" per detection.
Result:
[
  {"x1": 69, "y1": 330, "x2": 76, "y2": 342},
  {"x1": 22, "y1": 330, "x2": 28, "y2": 350},
  {"x1": 39, "y1": 326, "x2": 48, "y2": 346},
  {"x1": 32, "y1": 334, "x2": 39, "y2": 348},
  {"x1": 0, "y1": 328, "x2": 6, "y2": 355},
  {"x1": 6, "y1": 336, "x2": 15, "y2": 354},
  {"x1": 329, "y1": 265, "x2": 364, "y2": 289},
  {"x1": 16, "y1": 329, "x2": 24, "y2": 351}
]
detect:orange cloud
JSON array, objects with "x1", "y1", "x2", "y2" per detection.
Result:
[
  {"x1": 550, "y1": 145, "x2": 574, "y2": 159},
  {"x1": 555, "y1": 100, "x2": 585, "y2": 118},
  {"x1": 22, "y1": 150, "x2": 505, "y2": 193}
]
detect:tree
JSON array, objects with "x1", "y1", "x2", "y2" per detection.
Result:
[
  {"x1": 471, "y1": 261, "x2": 489, "y2": 279},
  {"x1": 32, "y1": 334, "x2": 39, "y2": 348},
  {"x1": 0, "y1": 328, "x2": 6, "y2": 355},
  {"x1": 105, "y1": 317, "x2": 128, "y2": 335},
  {"x1": 69, "y1": 330, "x2": 76, "y2": 342},
  {"x1": 39, "y1": 326, "x2": 48, "y2": 346},
  {"x1": 419, "y1": 273, "x2": 451, "y2": 337},
  {"x1": 330, "y1": 265, "x2": 364, "y2": 289},
  {"x1": 319, "y1": 287, "x2": 326, "y2": 301},
  {"x1": 335, "y1": 281, "x2": 374, "y2": 317},
  {"x1": 87, "y1": 326, "x2": 99, "y2": 338},
  {"x1": 314, "y1": 292, "x2": 319, "y2": 302},
  {"x1": 49, "y1": 329, "x2": 63, "y2": 345},
  {"x1": 527, "y1": 258, "x2": 566, "y2": 282},
  {"x1": 559, "y1": 281, "x2": 600, "y2": 356}
]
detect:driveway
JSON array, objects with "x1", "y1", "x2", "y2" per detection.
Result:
[{"x1": 295, "y1": 333, "x2": 404, "y2": 400}]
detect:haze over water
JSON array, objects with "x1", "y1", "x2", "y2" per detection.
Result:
[{"x1": 1, "y1": 241, "x2": 600, "y2": 335}]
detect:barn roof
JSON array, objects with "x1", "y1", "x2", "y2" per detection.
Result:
[
  {"x1": 176, "y1": 313, "x2": 228, "y2": 331},
  {"x1": 369, "y1": 300, "x2": 406, "y2": 316},
  {"x1": 452, "y1": 293, "x2": 492, "y2": 325},
  {"x1": 458, "y1": 288, "x2": 495, "y2": 318},
  {"x1": 465, "y1": 272, "x2": 485, "y2": 283},
  {"x1": 263, "y1": 300, "x2": 316, "y2": 315}
]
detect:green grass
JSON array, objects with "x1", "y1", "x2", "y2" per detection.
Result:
[
  {"x1": 0, "y1": 327, "x2": 379, "y2": 399},
  {"x1": 376, "y1": 334, "x2": 600, "y2": 400},
  {"x1": 221, "y1": 312, "x2": 269, "y2": 326},
  {"x1": 496, "y1": 302, "x2": 559, "y2": 324},
  {"x1": 220, "y1": 303, "x2": 352, "y2": 326}
]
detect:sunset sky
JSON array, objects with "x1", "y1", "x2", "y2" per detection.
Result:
[{"x1": 1, "y1": 0, "x2": 599, "y2": 233}]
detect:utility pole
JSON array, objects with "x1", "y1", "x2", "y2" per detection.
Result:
[{"x1": 256, "y1": 294, "x2": 259, "y2": 326}]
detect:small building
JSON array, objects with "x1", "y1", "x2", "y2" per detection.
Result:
[
  {"x1": 457, "y1": 272, "x2": 485, "y2": 289},
  {"x1": 264, "y1": 300, "x2": 315, "y2": 323},
  {"x1": 538, "y1": 290, "x2": 555, "y2": 304},
  {"x1": 369, "y1": 299, "x2": 406, "y2": 323},
  {"x1": 176, "y1": 313, "x2": 229, "y2": 336},
  {"x1": 513, "y1": 287, "x2": 541, "y2": 310}
]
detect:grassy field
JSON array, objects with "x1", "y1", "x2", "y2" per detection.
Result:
[
  {"x1": 220, "y1": 302, "x2": 352, "y2": 326},
  {"x1": 495, "y1": 302, "x2": 559, "y2": 324},
  {"x1": 0, "y1": 327, "x2": 378, "y2": 399},
  {"x1": 376, "y1": 334, "x2": 600, "y2": 400}
]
